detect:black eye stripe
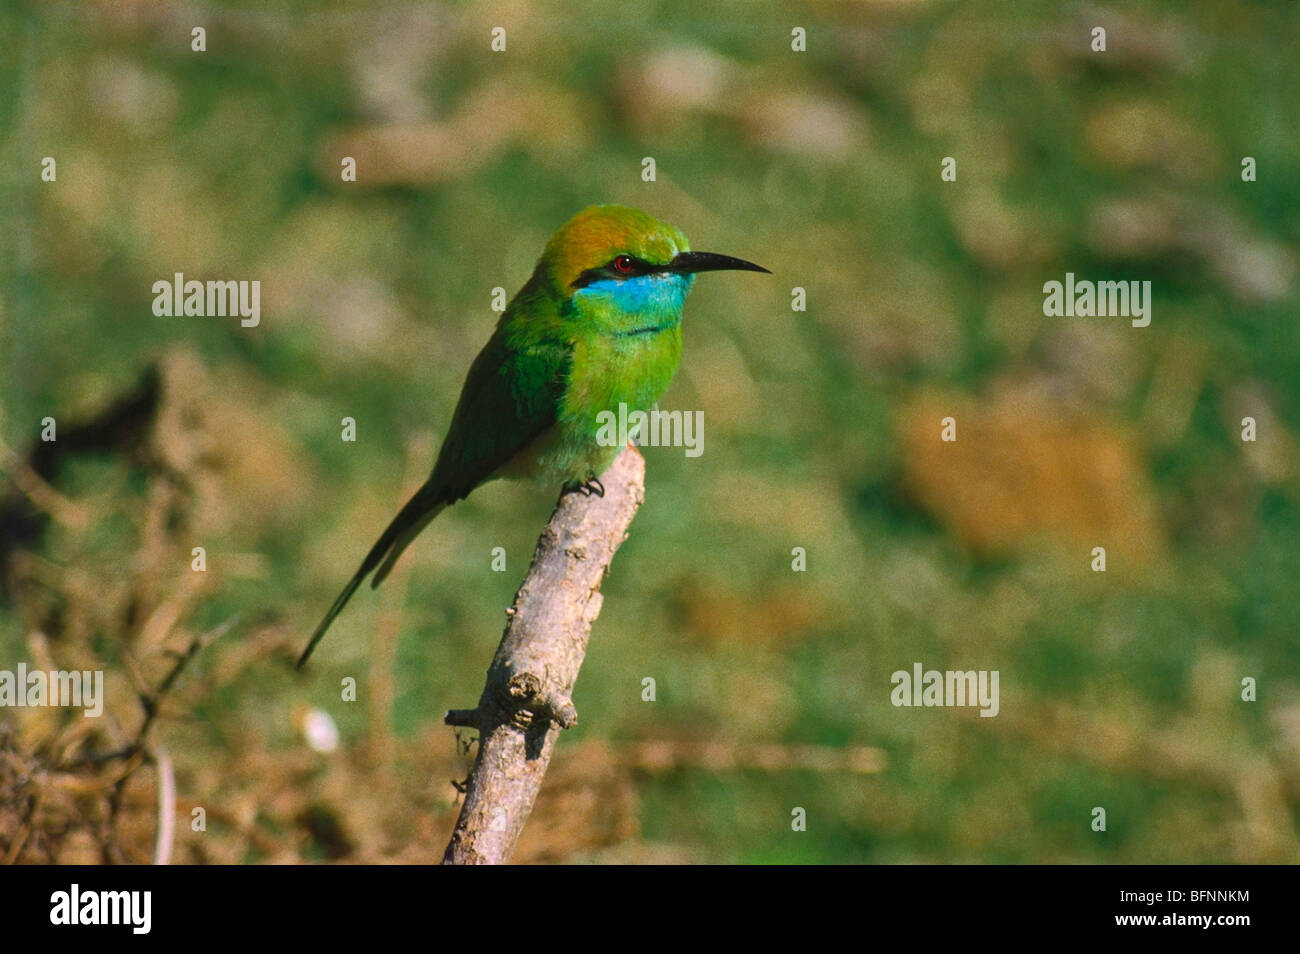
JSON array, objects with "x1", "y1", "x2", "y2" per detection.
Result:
[{"x1": 571, "y1": 255, "x2": 658, "y2": 288}]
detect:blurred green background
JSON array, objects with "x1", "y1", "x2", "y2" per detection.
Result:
[{"x1": 1, "y1": 0, "x2": 1297, "y2": 863}]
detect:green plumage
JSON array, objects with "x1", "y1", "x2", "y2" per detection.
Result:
[{"x1": 298, "y1": 204, "x2": 768, "y2": 667}]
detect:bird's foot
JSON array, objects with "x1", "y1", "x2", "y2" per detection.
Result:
[{"x1": 563, "y1": 476, "x2": 605, "y2": 498}]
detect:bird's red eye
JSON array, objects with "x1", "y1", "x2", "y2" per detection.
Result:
[{"x1": 613, "y1": 255, "x2": 634, "y2": 274}]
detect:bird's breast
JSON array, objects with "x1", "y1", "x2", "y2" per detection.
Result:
[{"x1": 560, "y1": 323, "x2": 682, "y2": 439}]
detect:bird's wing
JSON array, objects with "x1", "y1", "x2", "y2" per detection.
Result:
[
  {"x1": 370, "y1": 328, "x2": 571, "y2": 587},
  {"x1": 427, "y1": 327, "x2": 572, "y2": 502},
  {"x1": 296, "y1": 326, "x2": 571, "y2": 668}
]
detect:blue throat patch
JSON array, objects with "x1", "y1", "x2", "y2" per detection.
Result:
[{"x1": 573, "y1": 272, "x2": 694, "y2": 336}]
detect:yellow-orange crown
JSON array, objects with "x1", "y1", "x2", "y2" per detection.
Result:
[{"x1": 542, "y1": 205, "x2": 690, "y2": 290}]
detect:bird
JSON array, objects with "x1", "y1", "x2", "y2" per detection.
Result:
[{"x1": 297, "y1": 204, "x2": 769, "y2": 668}]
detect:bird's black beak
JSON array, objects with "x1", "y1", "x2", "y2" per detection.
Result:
[{"x1": 662, "y1": 251, "x2": 771, "y2": 275}]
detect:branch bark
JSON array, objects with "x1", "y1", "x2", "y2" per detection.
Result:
[{"x1": 441, "y1": 444, "x2": 646, "y2": 864}]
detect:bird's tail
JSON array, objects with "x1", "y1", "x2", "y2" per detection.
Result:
[{"x1": 297, "y1": 485, "x2": 446, "y2": 668}]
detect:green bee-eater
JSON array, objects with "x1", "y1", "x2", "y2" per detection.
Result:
[{"x1": 298, "y1": 204, "x2": 768, "y2": 667}]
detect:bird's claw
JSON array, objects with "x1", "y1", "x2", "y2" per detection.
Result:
[{"x1": 564, "y1": 477, "x2": 605, "y2": 498}]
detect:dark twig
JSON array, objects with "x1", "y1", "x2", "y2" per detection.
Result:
[{"x1": 100, "y1": 614, "x2": 238, "y2": 856}]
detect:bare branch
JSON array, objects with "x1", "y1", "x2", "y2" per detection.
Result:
[
  {"x1": 441, "y1": 444, "x2": 645, "y2": 865},
  {"x1": 151, "y1": 745, "x2": 176, "y2": 865}
]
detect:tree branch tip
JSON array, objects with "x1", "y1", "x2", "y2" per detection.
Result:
[
  {"x1": 445, "y1": 708, "x2": 481, "y2": 729},
  {"x1": 537, "y1": 691, "x2": 578, "y2": 730},
  {"x1": 553, "y1": 704, "x2": 578, "y2": 731}
]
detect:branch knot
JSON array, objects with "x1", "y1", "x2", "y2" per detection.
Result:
[{"x1": 501, "y1": 672, "x2": 577, "y2": 730}]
